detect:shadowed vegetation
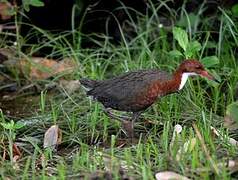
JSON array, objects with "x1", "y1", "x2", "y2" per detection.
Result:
[{"x1": 0, "y1": 0, "x2": 238, "y2": 179}]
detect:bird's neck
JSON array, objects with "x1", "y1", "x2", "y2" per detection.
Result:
[
  {"x1": 172, "y1": 69, "x2": 197, "y2": 91},
  {"x1": 149, "y1": 69, "x2": 197, "y2": 97},
  {"x1": 159, "y1": 71, "x2": 182, "y2": 95}
]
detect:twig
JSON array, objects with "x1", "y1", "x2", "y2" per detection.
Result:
[
  {"x1": 0, "y1": 25, "x2": 16, "y2": 32},
  {"x1": 192, "y1": 123, "x2": 220, "y2": 175}
]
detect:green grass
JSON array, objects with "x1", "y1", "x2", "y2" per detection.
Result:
[{"x1": 1, "y1": 1, "x2": 238, "y2": 179}]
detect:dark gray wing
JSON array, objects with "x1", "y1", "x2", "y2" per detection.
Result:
[{"x1": 88, "y1": 69, "x2": 171, "y2": 111}]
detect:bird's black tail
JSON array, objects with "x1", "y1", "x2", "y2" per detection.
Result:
[{"x1": 80, "y1": 78, "x2": 100, "y2": 92}]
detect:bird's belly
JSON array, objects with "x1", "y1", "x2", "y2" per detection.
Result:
[
  {"x1": 99, "y1": 95, "x2": 158, "y2": 112},
  {"x1": 132, "y1": 95, "x2": 158, "y2": 111}
]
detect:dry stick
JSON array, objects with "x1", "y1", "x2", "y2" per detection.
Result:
[
  {"x1": 0, "y1": 25, "x2": 16, "y2": 32},
  {"x1": 192, "y1": 123, "x2": 220, "y2": 175}
]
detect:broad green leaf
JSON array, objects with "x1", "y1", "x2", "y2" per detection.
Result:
[
  {"x1": 172, "y1": 27, "x2": 188, "y2": 52},
  {"x1": 232, "y1": 4, "x2": 238, "y2": 17},
  {"x1": 185, "y1": 41, "x2": 202, "y2": 58},
  {"x1": 168, "y1": 50, "x2": 183, "y2": 58},
  {"x1": 201, "y1": 56, "x2": 219, "y2": 68},
  {"x1": 226, "y1": 101, "x2": 238, "y2": 124}
]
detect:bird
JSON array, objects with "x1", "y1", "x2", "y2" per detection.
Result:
[{"x1": 80, "y1": 59, "x2": 214, "y2": 137}]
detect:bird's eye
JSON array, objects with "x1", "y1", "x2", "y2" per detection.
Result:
[{"x1": 195, "y1": 66, "x2": 202, "y2": 69}]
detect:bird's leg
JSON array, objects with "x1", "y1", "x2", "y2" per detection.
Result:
[
  {"x1": 121, "y1": 111, "x2": 142, "y2": 138},
  {"x1": 104, "y1": 108, "x2": 142, "y2": 139},
  {"x1": 103, "y1": 108, "x2": 131, "y2": 122}
]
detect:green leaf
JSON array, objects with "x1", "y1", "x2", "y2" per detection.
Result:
[
  {"x1": 232, "y1": 4, "x2": 238, "y2": 17},
  {"x1": 185, "y1": 41, "x2": 202, "y2": 58},
  {"x1": 15, "y1": 122, "x2": 25, "y2": 129},
  {"x1": 22, "y1": 0, "x2": 44, "y2": 12},
  {"x1": 226, "y1": 101, "x2": 238, "y2": 124},
  {"x1": 172, "y1": 27, "x2": 188, "y2": 52},
  {"x1": 30, "y1": 0, "x2": 44, "y2": 7},
  {"x1": 201, "y1": 56, "x2": 219, "y2": 68},
  {"x1": 168, "y1": 50, "x2": 183, "y2": 58}
]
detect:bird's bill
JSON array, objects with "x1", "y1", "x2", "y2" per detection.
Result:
[{"x1": 199, "y1": 70, "x2": 214, "y2": 80}]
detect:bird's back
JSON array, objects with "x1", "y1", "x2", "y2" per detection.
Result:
[{"x1": 81, "y1": 69, "x2": 171, "y2": 112}]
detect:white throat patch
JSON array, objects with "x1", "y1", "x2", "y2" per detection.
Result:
[{"x1": 179, "y1": 72, "x2": 197, "y2": 90}]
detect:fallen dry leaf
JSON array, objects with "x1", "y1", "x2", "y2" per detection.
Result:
[
  {"x1": 4, "y1": 57, "x2": 76, "y2": 80},
  {"x1": 19, "y1": 57, "x2": 75, "y2": 80},
  {"x1": 0, "y1": 2, "x2": 14, "y2": 20},
  {"x1": 1, "y1": 142, "x2": 22, "y2": 162},
  {"x1": 155, "y1": 171, "x2": 190, "y2": 180},
  {"x1": 43, "y1": 125, "x2": 62, "y2": 151},
  {"x1": 13, "y1": 143, "x2": 22, "y2": 159}
]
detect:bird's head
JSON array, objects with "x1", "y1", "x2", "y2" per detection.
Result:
[{"x1": 178, "y1": 59, "x2": 214, "y2": 80}]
